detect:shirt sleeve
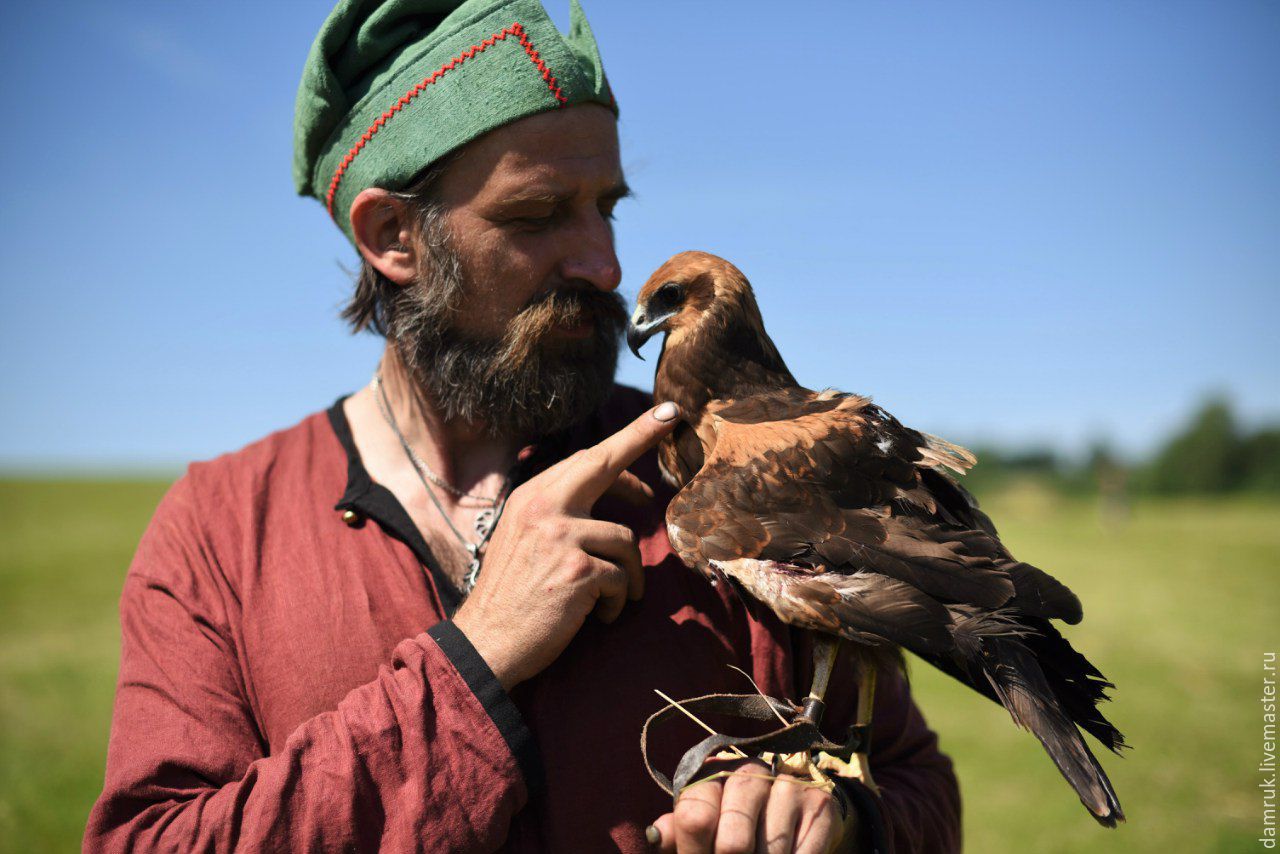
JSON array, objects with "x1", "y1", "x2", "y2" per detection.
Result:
[
  {"x1": 84, "y1": 477, "x2": 539, "y2": 853},
  {"x1": 797, "y1": 637, "x2": 962, "y2": 854}
]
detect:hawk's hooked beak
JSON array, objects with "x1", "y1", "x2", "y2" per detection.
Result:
[{"x1": 626, "y1": 306, "x2": 675, "y2": 359}]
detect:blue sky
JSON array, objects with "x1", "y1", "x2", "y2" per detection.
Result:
[{"x1": 2, "y1": 1, "x2": 1277, "y2": 470}]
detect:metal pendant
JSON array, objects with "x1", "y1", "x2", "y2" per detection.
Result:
[
  {"x1": 463, "y1": 543, "x2": 481, "y2": 592},
  {"x1": 474, "y1": 507, "x2": 497, "y2": 539}
]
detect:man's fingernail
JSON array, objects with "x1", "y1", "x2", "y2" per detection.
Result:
[
  {"x1": 644, "y1": 824, "x2": 661, "y2": 846},
  {"x1": 653, "y1": 401, "x2": 679, "y2": 422}
]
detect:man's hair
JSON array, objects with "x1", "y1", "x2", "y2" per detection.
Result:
[{"x1": 341, "y1": 153, "x2": 458, "y2": 336}]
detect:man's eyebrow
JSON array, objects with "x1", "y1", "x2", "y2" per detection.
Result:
[{"x1": 497, "y1": 180, "x2": 631, "y2": 206}]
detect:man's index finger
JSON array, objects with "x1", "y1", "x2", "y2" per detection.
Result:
[{"x1": 560, "y1": 402, "x2": 680, "y2": 505}]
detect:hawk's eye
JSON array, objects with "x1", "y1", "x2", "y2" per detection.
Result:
[{"x1": 653, "y1": 282, "x2": 684, "y2": 310}]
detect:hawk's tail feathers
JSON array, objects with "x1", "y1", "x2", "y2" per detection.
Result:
[
  {"x1": 1022, "y1": 618, "x2": 1127, "y2": 753},
  {"x1": 984, "y1": 637, "x2": 1126, "y2": 827}
]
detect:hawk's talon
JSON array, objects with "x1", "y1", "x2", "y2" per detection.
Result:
[{"x1": 816, "y1": 750, "x2": 879, "y2": 794}]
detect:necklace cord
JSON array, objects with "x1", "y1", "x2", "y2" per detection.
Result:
[
  {"x1": 372, "y1": 374, "x2": 502, "y2": 504},
  {"x1": 372, "y1": 371, "x2": 514, "y2": 592}
]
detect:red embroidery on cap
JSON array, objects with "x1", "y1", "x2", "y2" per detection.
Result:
[{"x1": 325, "y1": 22, "x2": 568, "y2": 217}]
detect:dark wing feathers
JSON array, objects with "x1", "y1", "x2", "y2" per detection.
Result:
[
  {"x1": 919, "y1": 467, "x2": 999, "y2": 535},
  {"x1": 818, "y1": 574, "x2": 956, "y2": 653},
  {"x1": 765, "y1": 571, "x2": 956, "y2": 654},
  {"x1": 1007, "y1": 562, "x2": 1084, "y2": 625},
  {"x1": 806, "y1": 511, "x2": 1016, "y2": 610}
]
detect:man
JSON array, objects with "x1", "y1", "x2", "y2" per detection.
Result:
[{"x1": 86, "y1": 0, "x2": 961, "y2": 851}]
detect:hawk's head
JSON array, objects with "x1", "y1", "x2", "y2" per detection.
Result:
[{"x1": 626, "y1": 250, "x2": 757, "y2": 358}]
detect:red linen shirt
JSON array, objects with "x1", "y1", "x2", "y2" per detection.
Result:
[{"x1": 85, "y1": 385, "x2": 961, "y2": 852}]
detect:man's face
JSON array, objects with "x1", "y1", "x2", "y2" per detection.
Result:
[
  {"x1": 435, "y1": 103, "x2": 628, "y2": 338},
  {"x1": 390, "y1": 104, "x2": 630, "y2": 439}
]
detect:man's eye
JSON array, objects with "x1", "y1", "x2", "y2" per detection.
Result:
[{"x1": 516, "y1": 212, "x2": 556, "y2": 227}]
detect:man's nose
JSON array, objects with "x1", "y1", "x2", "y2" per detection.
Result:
[{"x1": 558, "y1": 210, "x2": 621, "y2": 292}]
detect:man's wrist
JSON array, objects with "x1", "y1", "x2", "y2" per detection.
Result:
[{"x1": 451, "y1": 610, "x2": 521, "y2": 691}]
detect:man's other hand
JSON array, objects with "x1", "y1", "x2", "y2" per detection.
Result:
[
  {"x1": 649, "y1": 758, "x2": 858, "y2": 854},
  {"x1": 453, "y1": 401, "x2": 680, "y2": 690}
]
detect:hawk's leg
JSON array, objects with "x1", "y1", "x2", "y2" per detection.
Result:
[
  {"x1": 805, "y1": 633, "x2": 841, "y2": 716},
  {"x1": 809, "y1": 637, "x2": 880, "y2": 794}
]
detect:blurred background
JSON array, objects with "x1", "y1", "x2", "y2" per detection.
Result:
[{"x1": 2, "y1": 1, "x2": 1277, "y2": 851}]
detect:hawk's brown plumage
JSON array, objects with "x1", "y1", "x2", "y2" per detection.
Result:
[{"x1": 628, "y1": 251, "x2": 1125, "y2": 827}]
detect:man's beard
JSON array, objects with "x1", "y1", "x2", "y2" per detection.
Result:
[{"x1": 386, "y1": 221, "x2": 628, "y2": 440}]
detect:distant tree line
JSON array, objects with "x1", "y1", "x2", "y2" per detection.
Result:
[{"x1": 963, "y1": 397, "x2": 1280, "y2": 496}]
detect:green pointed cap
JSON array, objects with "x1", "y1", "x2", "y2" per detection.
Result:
[{"x1": 293, "y1": 0, "x2": 616, "y2": 244}]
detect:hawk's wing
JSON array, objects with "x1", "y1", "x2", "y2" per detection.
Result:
[{"x1": 664, "y1": 388, "x2": 1082, "y2": 652}]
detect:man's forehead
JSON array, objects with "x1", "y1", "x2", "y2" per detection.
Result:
[{"x1": 449, "y1": 105, "x2": 623, "y2": 199}]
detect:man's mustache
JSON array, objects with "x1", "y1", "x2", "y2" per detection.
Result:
[{"x1": 506, "y1": 283, "x2": 628, "y2": 343}]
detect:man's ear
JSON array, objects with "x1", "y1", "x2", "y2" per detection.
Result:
[{"x1": 350, "y1": 188, "x2": 418, "y2": 286}]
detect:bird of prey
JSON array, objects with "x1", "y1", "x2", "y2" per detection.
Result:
[{"x1": 626, "y1": 251, "x2": 1125, "y2": 827}]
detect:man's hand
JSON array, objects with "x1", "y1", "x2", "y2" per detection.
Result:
[
  {"x1": 648, "y1": 759, "x2": 857, "y2": 854},
  {"x1": 453, "y1": 401, "x2": 681, "y2": 690}
]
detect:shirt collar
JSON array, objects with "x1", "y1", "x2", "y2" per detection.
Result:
[{"x1": 325, "y1": 394, "x2": 601, "y2": 616}]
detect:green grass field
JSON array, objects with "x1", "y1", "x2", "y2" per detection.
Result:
[{"x1": 0, "y1": 478, "x2": 1275, "y2": 852}]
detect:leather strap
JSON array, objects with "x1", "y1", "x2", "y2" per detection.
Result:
[{"x1": 640, "y1": 692, "x2": 870, "y2": 799}]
